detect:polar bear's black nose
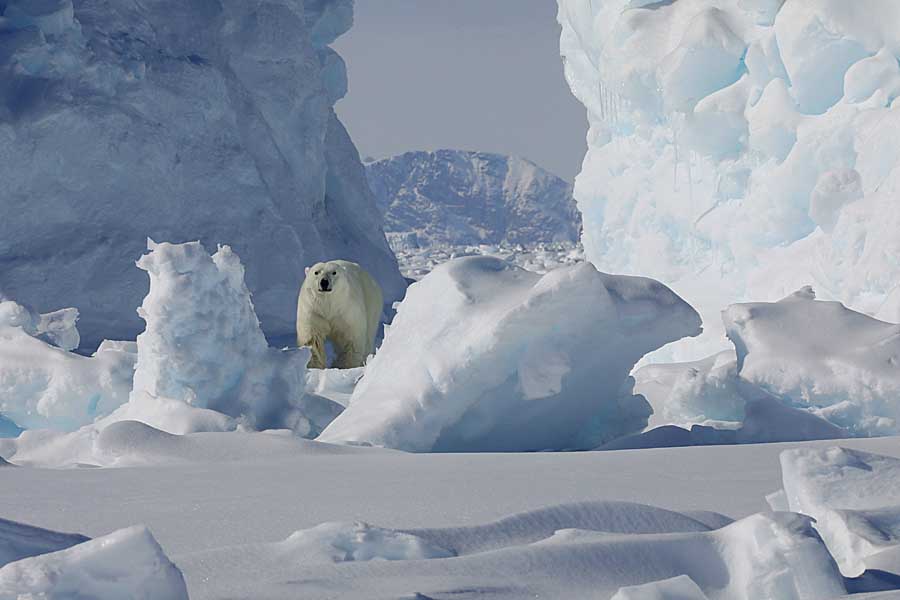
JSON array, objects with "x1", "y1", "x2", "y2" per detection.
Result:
[{"x1": 319, "y1": 279, "x2": 331, "y2": 291}]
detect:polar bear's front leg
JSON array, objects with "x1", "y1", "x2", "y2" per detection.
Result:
[
  {"x1": 298, "y1": 330, "x2": 328, "y2": 369},
  {"x1": 334, "y1": 341, "x2": 365, "y2": 370}
]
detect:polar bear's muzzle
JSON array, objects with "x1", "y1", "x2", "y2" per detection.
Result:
[{"x1": 318, "y1": 277, "x2": 333, "y2": 292}]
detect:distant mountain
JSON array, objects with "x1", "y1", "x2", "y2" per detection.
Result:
[{"x1": 365, "y1": 150, "x2": 580, "y2": 248}]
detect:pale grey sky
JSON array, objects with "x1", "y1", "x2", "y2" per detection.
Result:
[{"x1": 333, "y1": 0, "x2": 587, "y2": 182}]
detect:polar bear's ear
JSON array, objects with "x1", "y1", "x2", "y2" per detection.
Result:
[{"x1": 305, "y1": 266, "x2": 310, "y2": 276}]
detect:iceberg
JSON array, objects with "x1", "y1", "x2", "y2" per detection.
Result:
[
  {"x1": 0, "y1": 0, "x2": 405, "y2": 350},
  {"x1": 558, "y1": 0, "x2": 900, "y2": 360}
]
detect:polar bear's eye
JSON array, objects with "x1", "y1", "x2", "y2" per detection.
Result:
[
  {"x1": 314, "y1": 270, "x2": 320, "y2": 275},
  {"x1": 331, "y1": 271, "x2": 337, "y2": 275}
]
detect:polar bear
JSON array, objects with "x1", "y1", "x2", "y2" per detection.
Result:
[{"x1": 296, "y1": 260, "x2": 384, "y2": 369}]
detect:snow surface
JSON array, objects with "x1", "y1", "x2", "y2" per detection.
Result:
[
  {"x1": 0, "y1": 0, "x2": 405, "y2": 350},
  {"x1": 366, "y1": 149, "x2": 580, "y2": 248},
  {"x1": 319, "y1": 256, "x2": 701, "y2": 451},
  {"x1": 5, "y1": 433, "x2": 900, "y2": 599},
  {"x1": 558, "y1": 0, "x2": 900, "y2": 360},
  {"x1": 0, "y1": 524, "x2": 188, "y2": 599}
]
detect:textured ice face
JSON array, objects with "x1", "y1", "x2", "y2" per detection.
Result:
[
  {"x1": 0, "y1": 0, "x2": 404, "y2": 350},
  {"x1": 558, "y1": 0, "x2": 900, "y2": 360}
]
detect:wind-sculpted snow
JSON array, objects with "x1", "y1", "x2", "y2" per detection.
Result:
[
  {"x1": 319, "y1": 256, "x2": 701, "y2": 452},
  {"x1": 0, "y1": 524, "x2": 188, "y2": 599},
  {"x1": 558, "y1": 0, "x2": 900, "y2": 360},
  {"x1": 0, "y1": 0, "x2": 404, "y2": 350},
  {"x1": 366, "y1": 149, "x2": 580, "y2": 248}
]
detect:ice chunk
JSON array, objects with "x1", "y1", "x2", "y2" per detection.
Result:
[
  {"x1": 319, "y1": 256, "x2": 701, "y2": 451},
  {"x1": 0, "y1": 0, "x2": 405, "y2": 351},
  {"x1": 130, "y1": 240, "x2": 340, "y2": 435},
  {"x1": 0, "y1": 299, "x2": 79, "y2": 351},
  {"x1": 780, "y1": 446, "x2": 900, "y2": 577},
  {"x1": 724, "y1": 289, "x2": 900, "y2": 436},
  {"x1": 612, "y1": 575, "x2": 709, "y2": 600},
  {"x1": 0, "y1": 518, "x2": 87, "y2": 568},
  {"x1": 0, "y1": 318, "x2": 135, "y2": 432},
  {"x1": 0, "y1": 525, "x2": 188, "y2": 599}
]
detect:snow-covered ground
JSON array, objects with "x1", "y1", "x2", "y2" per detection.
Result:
[{"x1": 5, "y1": 434, "x2": 900, "y2": 599}]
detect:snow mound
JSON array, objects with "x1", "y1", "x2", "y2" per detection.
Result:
[
  {"x1": 725, "y1": 289, "x2": 900, "y2": 436},
  {"x1": 130, "y1": 240, "x2": 339, "y2": 435},
  {"x1": 403, "y1": 501, "x2": 724, "y2": 556},
  {"x1": 319, "y1": 256, "x2": 701, "y2": 451},
  {"x1": 780, "y1": 446, "x2": 900, "y2": 577},
  {"x1": 0, "y1": 310, "x2": 136, "y2": 432},
  {"x1": 0, "y1": 420, "x2": 378, "y2": 468},
  {"x1": 0, "y1": 518, "x2": 87, "y2": 568},
  {"x1": 366, "y1": 149, "x2": 580, "y2": 247},
  {"x1": 0, "y1": 0, "x2": 404, "y2": 351},
  {"x1": 612, "y1": 575, "x2": 709, "y2": 600},
  {"x1": 558, "y1": 0, "x2": 900, "y2": 361},
  {"x1": 280, "y1": 522, "x2": 454, "y2": 563},
  {"x1": 0, "y1": 525, "x2": 187, "y2": 599}
]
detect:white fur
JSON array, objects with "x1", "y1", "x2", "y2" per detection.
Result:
[{"x1": 296, "y1": 260, "x2": 383, "y2": 369}]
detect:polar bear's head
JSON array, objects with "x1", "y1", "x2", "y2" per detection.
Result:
[{"x1": 305, "y1": 261, "x2": 344, "y2": 294}]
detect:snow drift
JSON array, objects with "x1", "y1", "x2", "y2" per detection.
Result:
[
  {"x1": 0, "y1": 0, "x2": 405, "y2": 350},
  {"x1": 319, "y1": 256, "x2": 701, "y2": 452},
  {"x1": 558, "y1": 0, "x2": 900, "y2": 360}
]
